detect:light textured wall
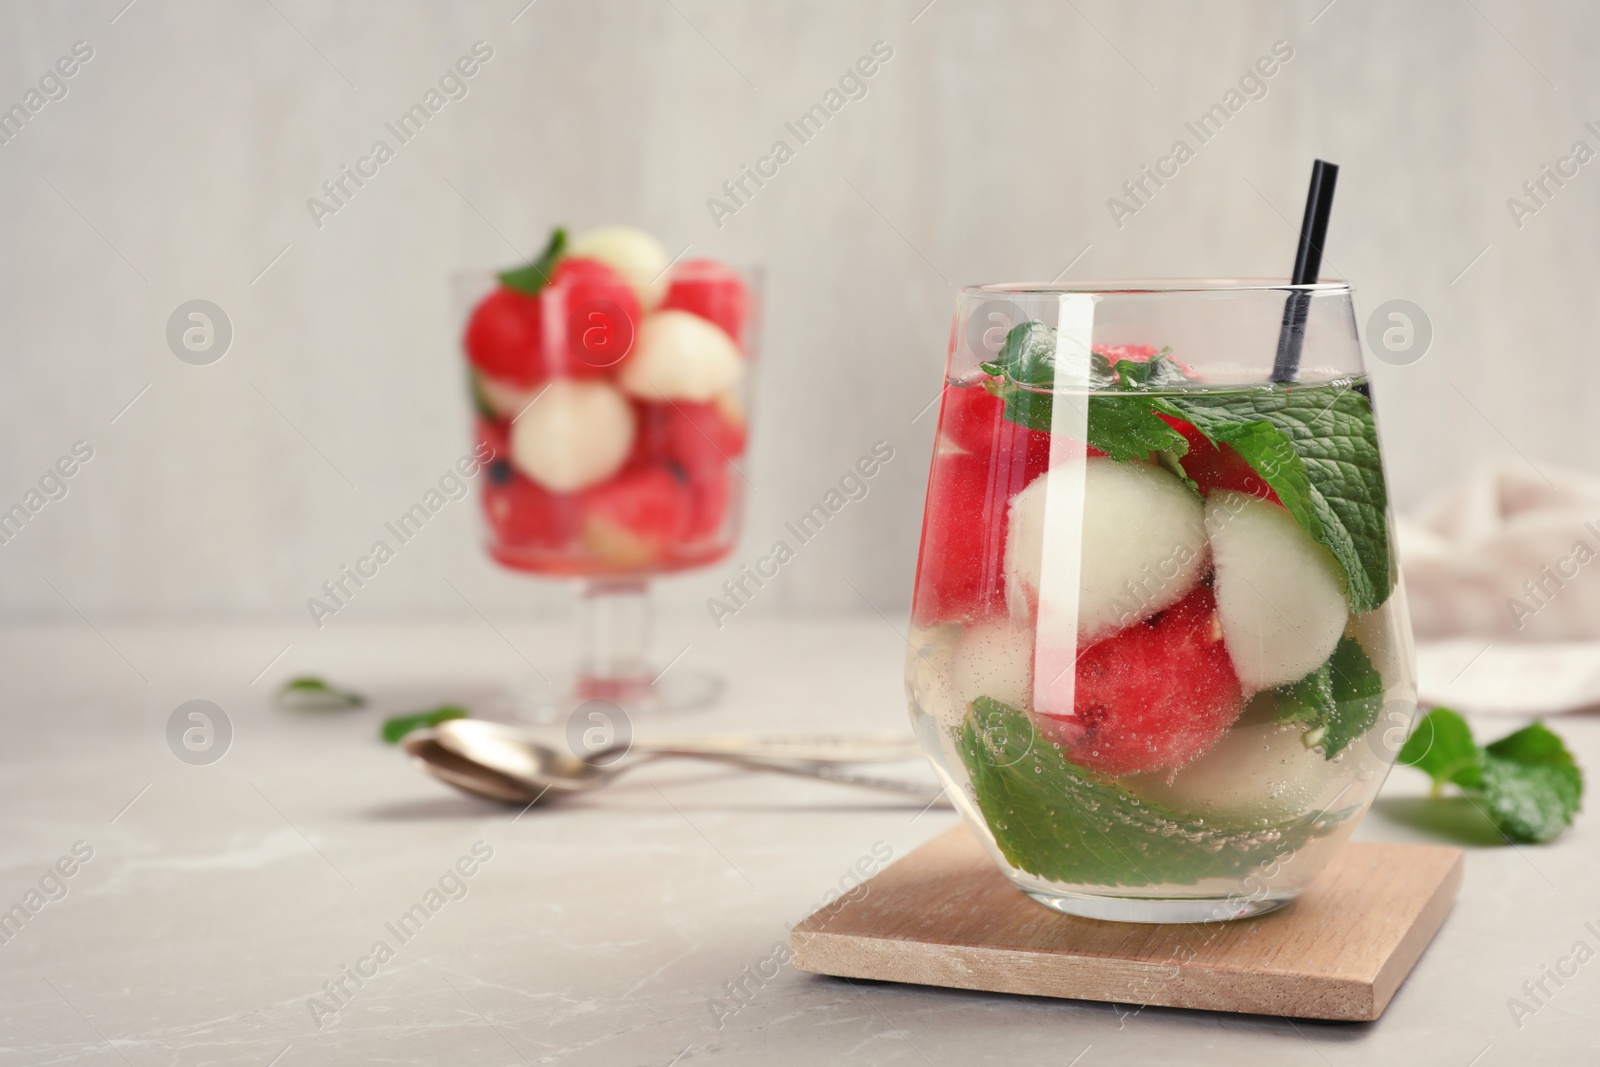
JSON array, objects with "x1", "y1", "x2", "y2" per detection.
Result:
[{"x1": 0, "y1": 0, "x2": 1593, "y2": 624}]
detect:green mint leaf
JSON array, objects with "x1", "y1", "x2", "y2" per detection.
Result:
[
  {"x1": 1485, "y1": 721, "x2": 1578, "y2": 769},
  {"x1": 1479, "y1": 756, "x2": 1582, "y2": 844},
  {"x1": 1087, "y1": 395, "x2": 1191, "y2": 463},
  {"x1": 1106, "y1": 348, "x2": 1186, "y2": 389},
  {"x1": 276, "y1": 676, "x2": 365, "y2": 711},
  {"x1": 957, "y1": 697, "x2": 1349, "y2": 888},
  {"x1": 498, "y1": 227, "x2": 567, "y2": 296},
  {"x1": 1398, "y1": 711, "x2": 1582, "y2": 843},
  {"x1": 1269, "y1": 637, "x2": 1384, "y2": 759},
  {"x1": 1480, "y1": 721, "x2": 1583, "y2": 843},
  {"x1": 381, "y1": 704, "x2": 468, "y2": 744},
  {"x1": 1154, "y1": 387, "x2": 1391, "y2": 613},
  {"x1": 468, "y1": 370, "x2": 500, "y2": 421},
  {"x1": 1398, "y1": 707, "x2": 1483, "y2": 790}
]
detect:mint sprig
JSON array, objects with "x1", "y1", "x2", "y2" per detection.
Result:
[
  {"x1": 381, "y1": 705, "x2": 468, "y2": 744},
  {"x1": 1269, "y1": 636, "x2": 1384, "y2": 758},
  {"x1": 498, "y1": 227, "x2": 567, "y2": 296},
  {"x1": 957, "y1": 697, "x2": 1350, "y2": 888},
  {"x1": 1398, "y1": 708, "x2": 1583, "y2": 844},
  {"x1": 978, "y1": 321, "x2": 1393, "y2": 613}
]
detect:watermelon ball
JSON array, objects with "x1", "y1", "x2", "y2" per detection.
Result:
[
  {"x1": 911, "y1": 450, "x2": 1012, "y2": 626},
  {"x1": 569, "y1": 226, "x2": 671, "y2": 310},
  {"x1": 482, "y1": 470, "x2": 572, "y2": 548},
  {"x1": 661, "y1": 259, "x2": 748, "y2": 343},
  {"x1": 1206, "y1": 490, "x2": 1348, "y2": 692},
  {"x1": 943, "y1": 379, "x2": 1101, "y2": 468},
  {"x1": 510, "y1": 379, "x2": 636, "y2": 493},
  {"x1": 1041, "y1": 583, "x2": 1246, "y2": 776},
  {"x1": 548, "y1": 257, "x2": 640, "y2": 374},
  {"x1": 619, "y1": 310, "x2": 743, "y2": 402},
  {"x1": 683, "y1": 459, "x2": 733, "y2": 543},
  {"x1": 580, "y1": 464, "x2": 693, "y2": 568},
  {"x1": 464, "y1": 287, "x2": 544, "y2": 387},
  {"x1": 1159, "y1": 414, "x2": 1280, "y2": 503},
  {"x1": 665, "y1": 396, "x2": 747, "y2": 473},
  {"x1": 1003, "y1": 458, "x2": 1207, "y2": 642},
  {"x1": 939, "y1": 380, "x2": 1004, "y2": 455}
]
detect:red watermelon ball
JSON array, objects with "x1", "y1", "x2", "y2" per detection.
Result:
[
  {"x1": 579, "y1": 465, "x2": 693, "y2": 567},
  {"x1": 911, "y1": 450, "x2": 1011, "y2": 626},
  {"x1": 482, "y1": 463, "x2": 573, "y2": 548},
  {"x1": 1039, "y1": 583, "x2": 1246, "y2": 776},
  {"x1": 465, "y1": 287, "x2": 545, "y2": 387},
  {"x1": 548, "y1": 257, "x2": 641, "y2": 376},
  {"x1": 1157, "y1": 414, "x2": 1280, "y2": 504},
  {"x1": 661, "y1": 259, "x2": 748, "y2": 344}
]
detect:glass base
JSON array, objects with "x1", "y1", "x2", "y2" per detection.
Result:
[
  {"x1": 499, "y1": 668, "x2": 724, "y2": 723},
  {"x1": 1022, "y1": 887, "x2": 1296, "y2": 924}
]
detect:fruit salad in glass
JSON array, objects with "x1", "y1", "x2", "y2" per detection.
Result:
[
  {"x1": 459, "y1": 226, "x2": 758, "y2": 712},
  {"x1": 907, "y1": 281, "x2": 1416, "y2": 922}
]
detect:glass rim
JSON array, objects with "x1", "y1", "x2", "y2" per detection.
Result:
[{"x1": 962, "y1": 278, "x2": 1351, "y2": 296}]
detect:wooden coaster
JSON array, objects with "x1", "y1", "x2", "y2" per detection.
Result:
[{"x1": 790, "y1": 825, "x2": 1462, "y2": 1021}]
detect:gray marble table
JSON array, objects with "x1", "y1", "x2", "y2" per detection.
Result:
[{"x1": 0, "y1": 618, "x2": 1594, "y2": 1065}]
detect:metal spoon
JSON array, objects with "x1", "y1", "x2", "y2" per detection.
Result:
[{"x1": 404, "y1": 720, "x2": 946, "y2": 807}]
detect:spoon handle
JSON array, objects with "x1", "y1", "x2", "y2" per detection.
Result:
[
  {"x1": 661, "y1": 752, "x2": 952, "y2": 806},
  {"x1": 634, "y1": 733, "x2": 923, "y2": 764}
]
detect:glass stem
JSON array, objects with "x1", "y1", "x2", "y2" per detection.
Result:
[{"x1": 575, "y1": 579, "x2": 653, "y2": 688}]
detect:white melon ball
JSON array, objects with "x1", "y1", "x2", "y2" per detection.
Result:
[
  {"x1": 569, "y1": 225, "x2": 671, "y2": 309},
  {"x1": 1132, "y1": 694, "x2": 1343, "y2": 819},
  {"x1": 618, "y1": 310, "x2": 743, "y2": 402},
  {"x1": 475, "y1": 374, "x2": 537, "y2": 420},
  {"x1": 1003, "y1": 459, "x2": 1207, "y2": 643},
  {"x1": 953, "y1": 619, "x2": 1034, "y2": 713},
  {"x1": 510, "y1": 379, "x2": 634, "y2": 492},
  {"x1": 1206, "y1": 490, "x2": 1348, "y2": 691}
]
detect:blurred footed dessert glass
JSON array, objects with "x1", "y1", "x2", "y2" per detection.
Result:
[
  {"x1": 907, "y1": 281, "x2": 1417, "y2": 923},
  {"x1": 458, "y1": 226, "x2": 760, "y2": 715}
]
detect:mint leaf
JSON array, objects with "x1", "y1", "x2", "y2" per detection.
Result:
[
  {"x1": 1270, "y1": 636, "x2": 1384, "y2": 759},
  {"x1": 381, "y1": 705, "x2": 468, "y2": 744},
  {"x1": 468, "y1": 370, "x2": 500, "y2": 421},
  {"x1": 1087, "y1": 395, "x2": 1191, "y2": 463},
  {"x1": 498, "y1": 227, "x2": 567, "y2": 295},
  {"x1": 1482, "y1": 722, "x2": 1583, "y2": 844},
  {"x1": 1154, "y1": 388, "x2": 1391, "y2": 613},
  {"x1": 1106, "y1": 350, "x2": 1187, "y2": 389},
  {"x1": 957, "y1": 697, "x2": 1349, "y2": 888},
  {"x1": 276, "y1": 676, "x2": 365, "y2": 711},
  {"x1": 1480, "y1": 758, "x2": 1582, "y2": 844},
  {"x1": 1398, "y1": 708, "x2": 1483, "y2": 790},
  {"x1": 1398, "y1": 710, "x2": 1583, "y2": 844}
]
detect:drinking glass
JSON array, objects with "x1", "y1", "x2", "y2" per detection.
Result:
[
  {"x1": 907, "y1": 280, "x2": 1416, "y2": 922},
  {"x1": 456, "y1": 258, "x2": 760, "y2": 716}
]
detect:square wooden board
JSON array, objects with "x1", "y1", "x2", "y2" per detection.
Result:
[{"x1": 790, "y1": 825, "x2": 1462, "y2": 1021}]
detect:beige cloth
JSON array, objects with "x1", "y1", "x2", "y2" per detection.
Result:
[{"x1": 1399, "y1": 462, "x2": 1600, "y2": 713}]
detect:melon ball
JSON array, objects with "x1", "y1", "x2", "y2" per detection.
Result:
[
  {"x1": 569, "y1": 226, "x2": 671, "y2": 310},
  {"x1": 475, "y1": 374, "x2": 538, "y2": 420},
  {"x1": 1131, "y1": 693, "x2": 1342, "y2": 819},
  {"x1": 1206, "y1": 490, "x2": 1348, "y2": 691},
  {"x1": 618, "y1": 310, "x2": 743, "y2": 402},
  {"x1": 953, "y1": 618, "x2": 1034, "y2": 713},
  {"x1": 1003, "y1": 459, "x2": 1207, "y2": 644},
  {"x1": 510, "y1": 379, "x2": 634, "y2": 493}
]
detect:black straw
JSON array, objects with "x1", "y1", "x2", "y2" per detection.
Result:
[{"x1": 1270, "y1": 159, "x2": 1339, "y2": 383}]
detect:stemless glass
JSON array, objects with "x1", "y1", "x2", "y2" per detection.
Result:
[
  {"x1": 907, "y1": 280, "x2": 1417, "y2": 923},
  {"x1": 456, "y1": 254, "x2": 760, "y2": 716}
]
